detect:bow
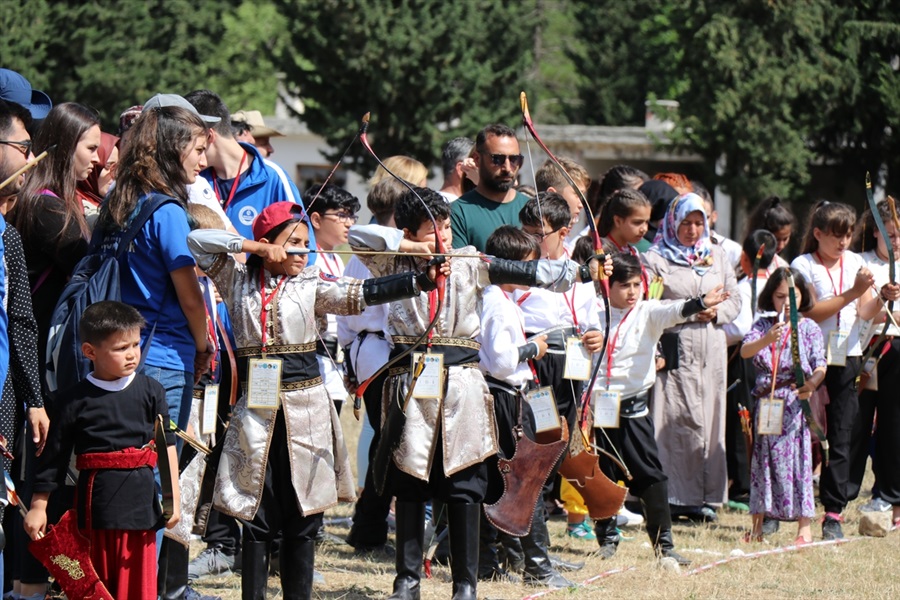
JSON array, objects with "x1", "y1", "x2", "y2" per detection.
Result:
[
  {"x1": 787, "y1": 273, "x2": 829, "y2": 465},
  {"x1": 519, "y1": 92, "x2": 611, "y2": 433},
  {"x1": 857, "y1": 174, "x2": 897, "y2": 389},
  {"x1": 352, "y1": 112, "x2": 447, "y2": 419}
]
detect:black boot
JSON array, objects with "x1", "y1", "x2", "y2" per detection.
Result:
[
  {"x1": 242, "y1": 540, "x2": 270, "y2": 600},
  {"x1": 593, "y1": 518, "x2": 620, "y2": 559},
  {"x1": 642, "y1": 481, "x2": 691, "y2": 566},
  {"x1": 497, "y1": 533, "x2": 525, "y2": 573},
  {"x1": 158, "y1": 537, "x2": 190, "y2": 599},
  {"x1": 521, "y1": 500, "x2": 573, "y2": 588},
  {"x1": 447, "y1": 503, "x2": 479, "y2": 600},
  {"x1": 389, "y1": 501, "x2": 425, "y2": 600},
  {"x1": 280, "y1": 539, "x2": 315, "y2": 600},
  {"x1": 478, "y1": 512, "x2": 518, "y2": 582}
]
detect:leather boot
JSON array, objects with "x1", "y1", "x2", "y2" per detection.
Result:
[
  {"x1": 521, "y1": 500, "x2": 573, "y2": 588},
  {"x1": 593, "y1": 518, "x2": 619, "y2": 559},
  {"x1": 641, "y1": 480, "x2": 690, "y2": 566},
  {"x1": 157, "y1": 537, "x2": 190, "y2": 599},
  {"x1": 478, "y1": 511, "x2": 517, "y2": 581},
  {"x1": 447, "y1": 503, "x2": 479, "y2": 600},
  {"x1": 389, "y1": 501, "x2": 425, "y2": 600},
  {"x1": 497, "y1": 533, "x2": 525, "y2": 573},
  {"x1": 242, "y1": 540, "x2": 270, "y2": 600},
  {"x1": 280, "y1": 538, "x2": 315, "y2": 600}
]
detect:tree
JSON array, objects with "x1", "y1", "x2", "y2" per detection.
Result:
[{"x1": 271, "y1": 0, "x2": 538, "y2": 175}]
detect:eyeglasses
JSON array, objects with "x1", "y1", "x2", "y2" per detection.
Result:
[
  {"x1": 489, "y1": 153, "x2": 524, "y2": 168},
  {"x1": 322, "y1": 211, "x2": 359, "y2": 224},
  {"x1": 526, "y1": 226, "x2": 562, "y2": 242},
  {"x1": 0, "y1": 140, "x2": 32, "y2": 157}
]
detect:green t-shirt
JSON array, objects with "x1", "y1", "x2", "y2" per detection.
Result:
[{"x1": 450, "y1": 190, "x2": 531, "y2": 252}]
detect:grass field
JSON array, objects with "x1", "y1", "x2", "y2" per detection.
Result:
[{"x1": 191, "y1": 405, "x2": 900, "y2": 600}]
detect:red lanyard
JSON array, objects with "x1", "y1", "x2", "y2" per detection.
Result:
[
  {"x1": 317, "y1": 247, "x2": 341, "y2": 276},
  {"x1": 205, "y1": 309, "x2": 219, "y2": 376},
  {"x1": 211, "y1": 151, "x2": 247, "y2": 210},
  {"x1": 259, "y1": 270, "x2": 286, "y2": 354},
  {"x1": 503, "y1": 291, "x2": 539, "y2": 383},
  {"x1": 561, "y1": 249, "x2": 579, "y2": 328},
  {"x1": 605, "y1": 307, "x2": 634, "y2": 388},
  {"x1": 815, "y1": 252, "x2": 844, "y2": 329}
]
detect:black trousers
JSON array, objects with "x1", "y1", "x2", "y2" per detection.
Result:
[
  {"x1": 849, "y1": 339, "x2": 900, "y2": 506},
  {"x1": 390, "y1": 427, "x2": 488, "y2": 504},
  {"x1": 595, "y1": 412, "x2": 667, "y2": 498},
  {"x1": 725, "y1": 349, "x2": 752, "y2": 499},
  {"x1": 348, "y1": 370, "x2": 393, "y2": 548},
  {"x1": 242, "y1": 409, "x2": 323, "y2": 544},
  {"x1": 532, "y1": 352, "x2": 583, "y2": 501},
  {"x1": 819, "y1": 357, "x2": 861, "y2": 514},
  {"x1": 484, "y1": 385, "x2": 538, "y2": 504}
]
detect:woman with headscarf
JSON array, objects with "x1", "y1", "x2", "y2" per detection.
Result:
[
  {"x1": 76, "y1": 131, "x2": 119, "y2": 228},
  {"x1": 642, "y1": 193, "x2": 741, "y2": 521}
]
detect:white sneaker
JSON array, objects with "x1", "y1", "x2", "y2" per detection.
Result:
[
  {"x1": 617, "y1": 506, "x2": 644, "y2": 527},
  {"x1": 860, "y1": 497, "x2": 892, "y2": 513}
]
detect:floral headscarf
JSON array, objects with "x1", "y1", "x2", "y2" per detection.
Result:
[{"x1": 649, "y1": 192, "x2": 713, "y2": 274}]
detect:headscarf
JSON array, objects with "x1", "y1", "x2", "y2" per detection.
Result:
[
  {"x1": 649, "y1": 192, "x2": 713, "y2": 274},
  {"x1": 76, "y1": 132, "x2": 119, "y2": 207}
]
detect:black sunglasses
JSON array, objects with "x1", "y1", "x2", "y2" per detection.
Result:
[
  {"x1": 0, "y1": 139, "x2": 32, "y2": 157},
  {"x1": 489, "y1": 153, "x2": 524, "y2": 168}
]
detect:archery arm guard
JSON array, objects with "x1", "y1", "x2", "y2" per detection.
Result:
[
  {"x1": 362, "y1": 272, "x2": 421, "y2": 306},
  {"x1": 681, "y1": 297, "x2": 707, "y2": 318},
  {"x1": 518, "y1": 342, "x2": 540, "y2": 363},
  {"x1": 488, "y1": 258, "x2": 539, "y2": 286}
]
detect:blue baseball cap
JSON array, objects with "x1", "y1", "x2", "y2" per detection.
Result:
[{"x1": 0, "y1": 69, "x2": 52, "y2": 120}]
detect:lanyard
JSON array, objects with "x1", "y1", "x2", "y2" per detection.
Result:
[
  {"x1": 561, "y1": 248, "x2": 579, "y2": 328},
  {"x1": 605, "y1": 306, "x2": 634, "y2": 389},
  {"x1": 503, "y1": 291, "x2": 539, "y2": 383},
  {"x1": 317, "y1": 246, "x2": 341, "y2": 276},
  {"x1": 259, "y1": 270, "x2": 286, "y2": 354},
  {"x1": 211, "y1": 151, "x2": 247, "y2": 210},
  {"x1": 815, "y1": 252, "x2": 844, "y2": 330},
  {"x1": 205, "y1": 310, "x2": 219, "y2": 378}
]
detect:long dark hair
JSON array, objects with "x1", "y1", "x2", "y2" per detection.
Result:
[
  {"x1": 15, "y1": 102, "x2": 100, "y2": 244},
  {"x1": 100, "y1": 106, "x2": 206, "y2": 231},
  {"x1": 597, "y1": 188, "x2": 651, "y2": 237},
  {"x1": 799, "y1": 201, "x2": 856, "y2": 255}
]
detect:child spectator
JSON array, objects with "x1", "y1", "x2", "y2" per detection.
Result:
[{"x1": 25, "y1": 301, "x2": 179, "y2": 600}]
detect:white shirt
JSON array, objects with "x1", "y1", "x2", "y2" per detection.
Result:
[
  {"x1": 315, "y1": 248, "x2": 348, "y2": 402},
  {"x1": 478, "y1": 286, "x2": 535, "y2": 387},
  {"x1": 859, "y1": 249, "x2": 900, "y2": 345},
  {"x1": 722, "y1": 272, "x2": 772, "y2": 346},
  {"x1": 596, "y1": 300, "x2": 688, "y2": 409},
  {"x1": 513, "y1": 280, "x2": 601, "y2": 343},
  {"x1": 188, "y1": 179, "x2": 234, "y2": 230},
  {"x1": 711, "y1": 231, "x2": 742, "y2": 270},
  {"x1": 791, "y1": 251, "x2": 868, "y2": 356},
  {"x1": 336, "y1": 255, "x2": 390, "y2": 382}
]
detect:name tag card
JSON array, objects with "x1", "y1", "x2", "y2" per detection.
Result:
[
  {"x1": 826, "y1": 330, "x2": 850, "y2": 367},
  {"x1": 525, "y1": 386, "x2": 561, "y2": 433},
  {"x1": 563, "y1": 337, "x2": 591, "y2": 381},
  {"x1": 593, "y1": 389, "x2": 621, "y2": 428},
  {"x1": 200, "y1": 384, "x2": 219, "y2": 435},
  {"x1": 757, "y1": 396, "x2": 784, "y2": 436},
  {"x1": 247, "y1": 358, "x2": 283, "y2": 409},
  {"x1": 411, "y1": 352, "x2": 444, "y2": 399}
]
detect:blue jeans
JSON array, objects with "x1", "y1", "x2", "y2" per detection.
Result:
[{"x1": 141, "y1": 365, "x2": 192, "y2": 554}]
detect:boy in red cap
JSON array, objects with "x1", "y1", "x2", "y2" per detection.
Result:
[{"x1": 187, "y1": 201, "x2": 446, "y2": 600}]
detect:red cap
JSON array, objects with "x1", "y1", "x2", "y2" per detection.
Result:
[{"x1": 251, "y1": 202, "x2": 306, "y2": 241}]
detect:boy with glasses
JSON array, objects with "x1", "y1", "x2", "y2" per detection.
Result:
[
  {"x1": 451, "y1": 124, "x2": 530, "y2": 252},
  {"x1": 305, "y1": 183, "x2": 361, "y2": 414}
]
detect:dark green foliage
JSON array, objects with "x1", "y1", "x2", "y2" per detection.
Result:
[{"x1": 271, "y1": 0, "x2": 538, "y2": 175}]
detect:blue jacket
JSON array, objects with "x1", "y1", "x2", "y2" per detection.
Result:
[{"x1": 200, "y1": 142, "x2": 316, "y2": 262}]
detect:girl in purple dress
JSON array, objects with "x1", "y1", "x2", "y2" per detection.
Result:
[{"x1": 741, "y1": 268, "x2": 827, "y2": 544}]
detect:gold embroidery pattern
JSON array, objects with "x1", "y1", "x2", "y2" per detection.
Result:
[
  {"x1": 235, "y1": 343, "x2": 316, "y2": 358},
  {"x1": 50, "y1": 554, "x2": 85, "y2": 580},
  {"x1": 391, "y1": 336, "x2": 481, "y2": 350},
  {"x1": 241, "y1": 376, "x2": 323, "y2": 392}
]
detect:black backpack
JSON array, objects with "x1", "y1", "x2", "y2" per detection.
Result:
[{"x1": 45, "y1": 193, "x2": 178, "y2": 394}]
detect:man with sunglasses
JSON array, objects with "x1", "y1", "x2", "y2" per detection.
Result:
[{"x1": 451, "y1": 124, "x2": 530, "y2": 252}]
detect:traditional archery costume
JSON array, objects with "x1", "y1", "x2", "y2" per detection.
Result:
[
  {"x1": 591, "y1": 296, "x2": 710, "y2": 563},
  {"x1": 188, "y1": 218, "x2": 429, "y2": 600},
  {"x1": 477, "y1": 285, "x2": 572, "y2": 587},
  {"x1": 33, "y1": 373, "x2": 172, "y2": 600},
  {"x1": 849, "y1": 249, "x2": 900, "y2": 513},
  {"x1": 744, "y1": 316, "x2": 825, "y2": 522},
  {"x1": 349, "y1": 224, "x2": 590, "y2": 600}
]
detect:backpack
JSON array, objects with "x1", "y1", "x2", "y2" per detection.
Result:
[{"x1": 45, "y1": 193, "x2": 178, "y2": 395}]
